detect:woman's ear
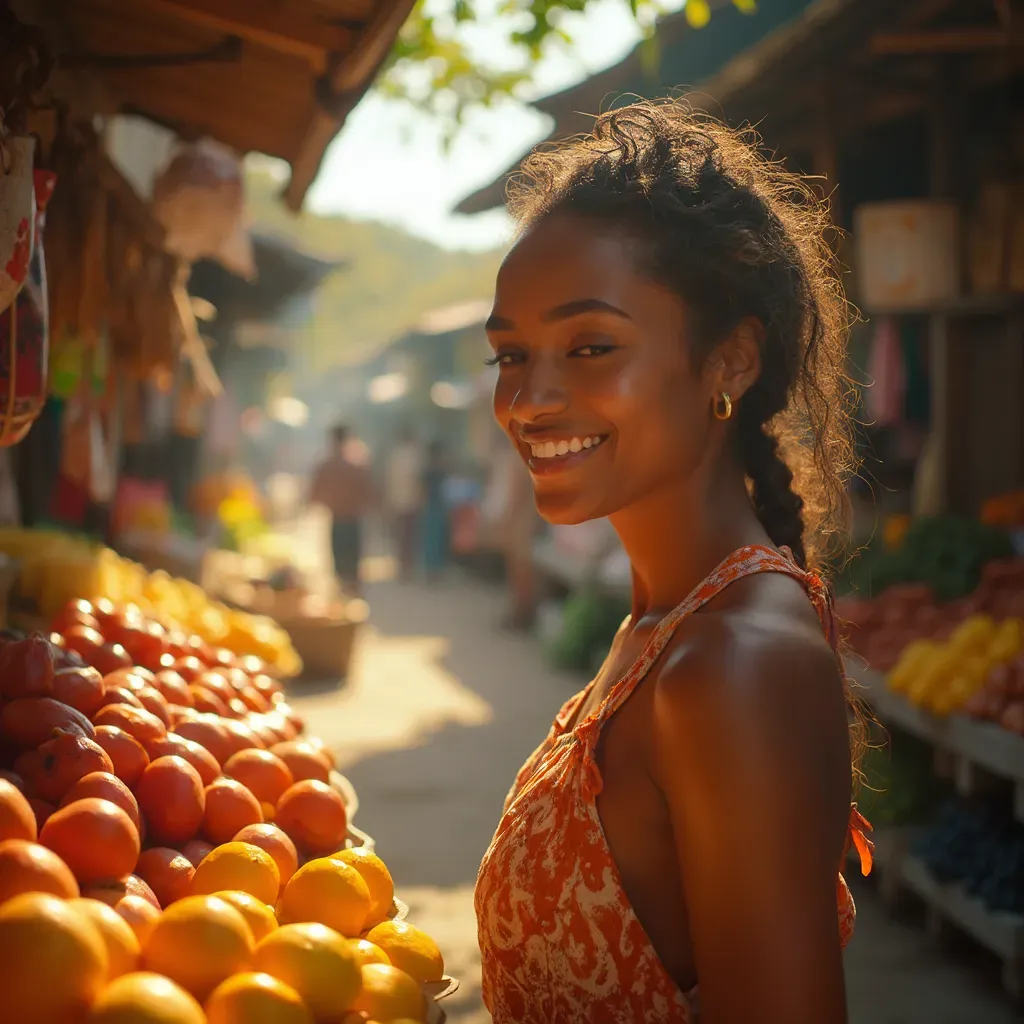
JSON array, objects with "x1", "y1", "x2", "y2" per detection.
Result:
[{"x1": 708, "y1": 317, "x2": 764, "y2": 402}]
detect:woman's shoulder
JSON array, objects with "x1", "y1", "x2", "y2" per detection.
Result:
[{"x1": 651, "y1": 579, "x2": 845, "y2": 748}]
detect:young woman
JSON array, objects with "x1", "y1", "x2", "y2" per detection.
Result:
[{"x1": 475, "y1": 101, "x2": 872, "y2": 1024}]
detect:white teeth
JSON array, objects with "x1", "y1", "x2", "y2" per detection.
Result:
[{"x1": 529, "y1": 436, "x2": 604, "y2": 459}]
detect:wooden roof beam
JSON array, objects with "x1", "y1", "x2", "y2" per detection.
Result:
[
  {"x1": 137, "y1": 0, "x2": 354, "y2": 71},
  {"x1": 871, "y1": 28, "x2": 1024, "y2": 54}
]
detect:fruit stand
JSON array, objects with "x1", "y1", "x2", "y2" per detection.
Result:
[
  {"x1": 0, "y1": 545, "x2": 457, "y2": 1022},
  {"x1": 838, "y1": 510, "x2": 1024, "y2": 1001}
]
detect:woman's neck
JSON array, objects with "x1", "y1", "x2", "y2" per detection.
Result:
[{"x1": 610, "y1": 458, "x2": 770, "y2": 620}]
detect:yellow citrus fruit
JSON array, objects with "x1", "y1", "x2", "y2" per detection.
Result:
[
  {"x1": 365, "y1": 920, "x2": 444, "y2": 983},
  {"x1": 346, "y1": 937, "x2": 391, "y2": 967},
  {"x1": 0, "y1": 891, "x2": 108, "y2": 1023},
  {"x1": 87, "y1": 971, "x2": 206, "y2": 1023},
  {"x1": 142, "y1": 894, "x2": 255, "y2": 1002},
  {"x1": 350, "y1": 962, "x2": 427, "y2": 1022},
  {"x1": 254, "y1": 922, "x2": 360, "y2": 1022},
  {"x1": 204, "y1": 971, "x2": 312, "y2": 1024},
  {"x1": 277, "y1": 856, "x2": 370, "y2": 937},
  {"x1": 213, "y1": 889, "x2": 279, "y2": 943},
  {"x1": 69, "y1": 898, "x2": 140, "y2": 979},
  {"x1": 192, "y1": 841, "x2": 281, "y2": 905},
  {"x1": 333, "y1": 847, "x2": 394, "y2": 926}
]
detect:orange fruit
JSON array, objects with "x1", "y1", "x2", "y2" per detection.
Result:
[
  {"x1": 135, "y1": 847, "x2": 196, "y2": 908},
  {"x1": 112, "y1": 894, "x2": 161, "y2": 945},
  {"x1": 135, "y1": 686, "x2": 173, "y2": 729},
  {"x1": 0, "y1": 776, "x2": 37, "y2": 841},
  {"x1": 223, "y1": 749, "x2": 294, "y2": 806},
  {"x1": 82, "y1": 874, "x2": 161, "y2": 911},
  {"x1": 233, "y1": 823, "x2": 299, "y2": 886},
  {"x1": 94, "y1": 703, "x2": 168, "y2": 749},
  {"x1": 334, "y1": 847, "x2": 394, "y2": 926},
  {"x1": 269, "y1": 742, "x2": 330, "y2": 784},
  {"x1": 135, "y1": 755, "x2": 206, "y2": 846},
  {"x1": 350, "y1": 962, "x2": 428, "y2": 1022},
  {"x1": 237, "y1": 686, "x2": 272, "y2": 713},
  {"x1": 278, "y1": 856, "x2": 370, "y2": 937},
  {"x1": 189, "y1": 683, "x2": 230, "y2": 717},
  {"x1": 94, "y1": 725, "x2": 151, "y2": 789},
  {"x1": 180, "y1": 837, "x2": 215, "y2": 867},
  {"x1": 60, "y1": 771, "x2": 142, "y2": 831},
  {"x1": 154, "y1": 669, "x2": 193, "y2": 707},
  {"x1": 147, "y1": 734, "x2": 220, "y2": 786},
  {"x1": 212, "y1": 889, "x2": 279, "y2": 942},
  {"x1": 175, "y1": 716, "x2": 234, "y2": 765},
  {"x1": 88, "y1": 971, "x2": 206, "y2": 1023},
  {"x1": 205, "y1": 971, "x2": 311, "y2": 1024},
  {"x1": 28, "y1": 795, "x2": 56, "y2": 830},
  {"x1": 203, "y1": 778, "x2": 263, "y2": 845},
  {"x1": 142, "y1": 894, "x2": 254, "y2": 1001},
  {"x1": 68, "y1": 897, "x2": 141, "y2": 978},
  {"x1": 346, "y1": 937, "x2": 391, "y2": 967},
  {"x1": 274, "y1": 781, "x2": 347, "y2": 856},
  {"x1": 254, "y1": 922, "x2": 360, "y2": 1023},
  {"x1": 40, "y1": 797, "x2": 141, "y2": 884},
  {"x1": 192, "y1": 841, "x2": 280, "y2": 904},
  {"x1": 364, "y1": 920, "x2": 444, "y2": 983},
  {"x1": 0, "y1": 891, "x2": 108, "y2": 1022},
  {"x1": 15, "y1": 731, "x2": 115, "y2": 803},
  {"x1": 0, "y1": 839, "x2": 78, "y2": 902}
]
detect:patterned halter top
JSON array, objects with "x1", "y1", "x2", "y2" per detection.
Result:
[{"x1": 474, "y1": 544, "x2": 873, "y2": 1023}]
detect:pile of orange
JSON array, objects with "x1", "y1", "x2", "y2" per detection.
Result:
[{"x1": 0, "y1": 602, "x2": 447, "y2": 1023}]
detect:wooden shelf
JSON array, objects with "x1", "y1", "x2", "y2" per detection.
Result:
[{"x1": 857, "y1": 670, "x2": 1024, "y2": 824}]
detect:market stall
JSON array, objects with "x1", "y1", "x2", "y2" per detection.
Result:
[{"x1": 0, "y1": 2, "x2": 458, "y2": 1020}]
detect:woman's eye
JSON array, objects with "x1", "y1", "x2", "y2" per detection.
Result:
[
  {"x1": 571, "y1": 343, "x2": 617, "y2": 357},
  {"x1": 484, "y1": 351, "x2": 524, "y2": 367}
]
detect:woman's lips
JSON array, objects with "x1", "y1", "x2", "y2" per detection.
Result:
[{"x1": 522, "y1": 434, "x2": 607, "y2": 476}]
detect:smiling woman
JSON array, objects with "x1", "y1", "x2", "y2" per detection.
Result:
[{"x1": 475, "y1": 99, "x2": 871, "y2": 1024}]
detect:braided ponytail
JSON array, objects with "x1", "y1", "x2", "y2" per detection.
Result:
[{"x1": 736, "y1": 417, "x2": 807, "y2": 569}]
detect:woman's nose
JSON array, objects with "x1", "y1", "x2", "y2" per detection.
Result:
[{"x1": 509, "y1": 357, "x2": 569, "y2": 422}]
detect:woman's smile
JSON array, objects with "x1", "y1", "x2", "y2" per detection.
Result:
[{"x1": 520, "y1": 433, "x2": 609, "y2": 476}]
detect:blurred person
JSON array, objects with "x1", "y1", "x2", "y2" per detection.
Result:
[
  {"x1": 497, "y1": 446, "x2": 540, "y2": 631},
  {"x1": 309, "y1": 423, "x2": 374, "y2": 596},
  {"x1": 475, "y1": 101, "x2": 869, "y2": 1024},
  {"x1": 385, "y1": 426, "x2": 424, "y2": 580},
  {"x1": 419, "y1": 440, "x2": 449, "y2": 584}
]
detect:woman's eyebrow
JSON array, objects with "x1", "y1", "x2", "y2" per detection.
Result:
[{"x1": 486, "y1": 299, "x2": 631, "y2": 332}]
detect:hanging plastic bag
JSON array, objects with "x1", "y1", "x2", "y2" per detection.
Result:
[
  {"x1": 0, "y1": 135, "x2": 36, "y2": 315},
  {"x1": 0, "y1": 168, "x2": 57, "y2": 445}
]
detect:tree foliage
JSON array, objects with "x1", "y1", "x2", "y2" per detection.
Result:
[{"x1": 379, "y1": 0, "x2": 758, "y2": 125}]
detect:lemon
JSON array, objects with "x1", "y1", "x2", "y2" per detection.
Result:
[{"x1": 345, "y1": 938, "x2": 391, "y2": 967}]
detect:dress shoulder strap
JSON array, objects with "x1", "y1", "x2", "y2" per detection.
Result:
[{"x1": 591, "y1": 544, "x2": 829, "y2": 727}]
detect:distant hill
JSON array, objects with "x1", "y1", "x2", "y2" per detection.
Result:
[{"x1": 245, "y1": 165, "x2": 504, "y2": 372}]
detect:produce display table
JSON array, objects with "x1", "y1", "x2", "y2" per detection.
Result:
[
  {"x1": 858, "y1": 669, "x2": 1024, "y2": 823},
  {"x1": 857, "y1": 670, "x2": 1024, "y2": 999}
]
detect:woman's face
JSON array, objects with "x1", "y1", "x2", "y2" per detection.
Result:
[{"x1": 488, "y1": 213, "x2": 717, "y2": 526}]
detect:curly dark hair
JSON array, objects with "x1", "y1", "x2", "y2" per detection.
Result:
[{"x1": 507, "y1": 99, "x2": 859, "y2": 573}]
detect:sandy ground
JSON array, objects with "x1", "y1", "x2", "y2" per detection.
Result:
[{"x1": 282, "y1": 524, "x2": 1019, "y2": 1023}]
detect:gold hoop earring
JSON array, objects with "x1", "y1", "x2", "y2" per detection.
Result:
[{"x1": 713, "y1": 392, "x2": 732, "y2": 421}]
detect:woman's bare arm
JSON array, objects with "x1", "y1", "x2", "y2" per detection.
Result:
[{"x1": 650, "y1": 612, "x2": 852, "y2": 1024}]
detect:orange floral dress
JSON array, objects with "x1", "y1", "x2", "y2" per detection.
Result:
[{"x1": 475, "y1": 544, "x2": 873, "y2": 1023}]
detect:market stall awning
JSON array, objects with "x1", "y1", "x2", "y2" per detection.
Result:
[{"x1": 42, "y1": 0, "x2": 415, "y2": 209}]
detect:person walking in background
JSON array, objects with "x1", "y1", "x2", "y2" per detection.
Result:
[
  {"x1": 309, "y1": 423, "x2": 375, "y2": 597},
  {"x1": 498, "y1": 447, "x2": 540, "y2": 631},
  {"x1": 385, "y1": 426, "x2": 423, "y2": 581},
  {"x1": 420, "y1": 440, "x2": 449, "y2": 584}
]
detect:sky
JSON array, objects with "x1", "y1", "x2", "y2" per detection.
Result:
[{"x1": 305, "y1": 0, "x2": 685, "y2": 252}]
